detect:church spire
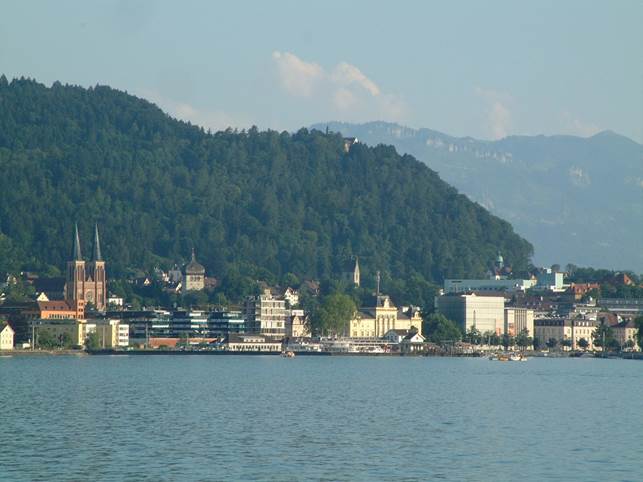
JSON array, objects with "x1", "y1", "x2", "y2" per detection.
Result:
[
  {"x1": 72, "y1": 223, "x2": 82, "y2": 261},
  {"x1": 92, "y1": 224, "x2": 103, "y2": 261}
]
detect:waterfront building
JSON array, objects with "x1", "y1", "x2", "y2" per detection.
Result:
[
  {"x1": 1, "y1": 323, "x2": 15, "y2": 350},
  {"x1": 533, "y1": 318, "x2": 599, "y2": 350},
  {"x1": 64, "y1": 224, "x2": 108, "y2": 311},
  {"x1": 504, "y1": 307, "x2": 534, "y2": 337},
  {"x1": 89, "y1": 320, "x2": 129, "y2": 348},
  {"x1": 436, "y1": 293, "x2": 505, "y2": 334},
  {"x1": 226, "y1": 334, "x2": 282, "y2": 352},
  {"x1": 209, "y1": 309, "x2": 247, "y2": 337},
  {"x1": 243, "y1": 289, "x2": 287, "y2": 338},
  {"x1": 611, "y1": 320, "x2": 640, "y2": 351},
  {"x1": 349, "y1": 296, "x2": 422, "y2": 338},
  {"x1": 183, "y1": 249, "x2": 205, "y2": 292},
  {"x1": 285, "y1": 309, "x2": 310, "y2": 338}
]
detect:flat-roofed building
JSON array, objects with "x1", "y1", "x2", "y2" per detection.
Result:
[
  {"x1": 445, "y1": 278, "x2": 535, "y2": 294},
  {"x1": 88, "y1": 320, "x2": 129, "y2": 348},
  {"x1": 504, "y1": 307, "x2": 534, "y2": 336},
  {"x1": 436, "y1": 293, "x2": 505, "y2": 334},
  {"x1": 244, "y1": 289, "x2": 287, "y2": 338}
]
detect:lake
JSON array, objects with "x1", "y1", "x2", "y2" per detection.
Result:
[{"x1": 1, "y1": 355, "x2": 642, "y2": 481}]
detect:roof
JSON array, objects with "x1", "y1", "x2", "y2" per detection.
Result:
[
  {"x1": 1, "y1": 324, "x2": 15, "y2": 334},
  {"x1": 185, "y1": 249, "x2": 205, "y2": 274}
]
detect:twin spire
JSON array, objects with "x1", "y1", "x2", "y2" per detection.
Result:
[{"x1": 72, "y1": 223, "x2": 103, "y2": 262}]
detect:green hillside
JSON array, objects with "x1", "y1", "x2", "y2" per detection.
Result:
[{"x1": 0, "y1": 77, "x2": 533, "y2": 300}]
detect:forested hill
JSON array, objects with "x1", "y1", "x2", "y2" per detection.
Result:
[{"x1": 0, "y1": 77, "x2": 533, "y2": 293}]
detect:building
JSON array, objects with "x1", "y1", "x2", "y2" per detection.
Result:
[
  {"x1": 34, "y1": 320, "x2": 90, "y2": 347},
  {"x1": 37, "y1": 299, "x2": 84, "y2": 320},
  {"x1": 285, "y1": 309, "x2": 310, "y2": 338},
  {"x1": 183, "y1": 249, "x2": 205, "y2": 292},
  {"x1": 612, "y1": 320, "x2": 640, "y2": 351},
  {"x1": 226, "y1": 334, "x2": 282, "y2": 352},
  {"x1": 504, "y1": 307, "x2": 534, "y2": 337},
  {"x1": 598, "y1": 298, "x2": 643, "y2": 317},
  {"x1": 534, "y1": 318, "x2": 599, "y2": 350},
  {"x1": 436, "y1": 293, "x2": 505, "y2": 334},
  {"x1": 64, "y1": 224, "x2": 107, "y2": 311},
  {"x1": 89, "y1": 320, "x2": 129, "y2": 348},
  {"x1": 444, "y1": 278, "x2": 535, "y2": 294},
  {"x1": 349, "y1": 295, "x2": 422, "y2": 338},
  {"x1": 342, "y1": 257, "x2": 360, "y2": 287},
  {"x1": 209, "y1": 309, "x2": 247, "y2": 338},
  {"x1": 244, "y1": 289, "x2": 287, "y2": 338},
  {"x1": 283, "y1": 287, "x2": 299, "y2": 307},
  {"x1": 536, "y1": 269, "x2": 566, "y2": 292},
  {"x1": 343, "y1": 137, "x2": 358, "y2": 153},
  {"x1": 1, "y1": 323, "x2": 15, "y2": 350},
  {"x1": 567, "y1": 283, "x2": 600, "y2": 301}
]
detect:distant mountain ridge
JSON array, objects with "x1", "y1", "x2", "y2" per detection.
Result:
[{"x1": 312, "y1": 121, "x2": 643, "y2": 272}]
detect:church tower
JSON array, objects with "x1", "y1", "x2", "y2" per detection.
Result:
[
  {"x1": 87, "y1": 224, "x2": 107, "y2": 310},
  {"x1": 65, "y1": 223, "x2": 86, "y2": 306}
]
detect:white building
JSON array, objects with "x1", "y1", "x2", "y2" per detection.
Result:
[
  {"x1": 436, "y1": 293, "x2": 505, "y2": 334},
  {"x1": 244, "y1": 289, "x2": 287, "y2": 338},
  {"x1": 1, "y1": 324, "x2": 15, "y2": 350}
]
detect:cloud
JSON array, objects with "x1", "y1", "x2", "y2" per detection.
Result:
[
  {"x1": 331, "y1": 62, "x2": 381, "y2": 96},
  {"x1": 272, "y1": 51, "x2": 323, "y2": 97},
  {"x1": 138, "y1": 89, "x2": 245, "y2": 131},
  {"x1": 272, "y1": 51, "x2": 407, "y2": 121},
  {"x1": 475, "y1": 87, "x2": 512, "y2": 140}
]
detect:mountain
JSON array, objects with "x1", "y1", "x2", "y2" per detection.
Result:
[
  {"x1": 312, "y1": 121, "x2": 643, "y2": 272},
  {"x1": 0, "y1": 77, "x2": 532, "y2": 304}
]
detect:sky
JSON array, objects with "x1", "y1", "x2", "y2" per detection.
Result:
[{"x1": 1, "y1": 0, "x2": 642, "y2": 142}]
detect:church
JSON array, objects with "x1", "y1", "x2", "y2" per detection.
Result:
[{"x1": 63, "y1": 224, "x2": 108, "y2": 311}]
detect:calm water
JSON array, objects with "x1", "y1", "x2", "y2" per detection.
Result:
[{"x1": 1, "y1": 355, "x2": 642, "y2": 481}]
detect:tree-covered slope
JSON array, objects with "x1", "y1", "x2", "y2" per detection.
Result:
[
  {"x1": 0, "y1": 77, "x2": 532, "y2": 290},
  {"x1": 313, "y1": 121, "x2": 643, "y2": 272}
]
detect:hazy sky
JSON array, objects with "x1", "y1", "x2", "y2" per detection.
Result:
[{"x1": 2, "y1": 0, "x2": 642, "y2": 141}]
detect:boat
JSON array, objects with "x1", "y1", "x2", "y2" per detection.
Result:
[
  {"x1": 509, "y1": 353, "x2": 528, "y2": 361},
  {"x1": 497, "y1": 354, "x2": 509, "y2": 362},
  {"x1": 281, "y1": 351, "x2": 295, "y2": 358}
]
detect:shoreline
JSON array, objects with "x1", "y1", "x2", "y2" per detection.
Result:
[{"x1": 3, "y1": 349, "x2": 641, "y2": 359}]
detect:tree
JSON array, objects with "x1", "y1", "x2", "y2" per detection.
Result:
[
  {"x1": 310, "y1": 293, "x2": 356, "y2": 337},
  {"x1": 424, "y1": 313, "x2": 462, "y2": 345},
  {"x1": 560, "y1": 338, "x2": 573, "y2": 350},
  {"x1": 502, "y1": 334, "x2": 515, "y2": 350},
  {"x1": 635, "y1": 316, "x2": 643, "y2": 351},
  {"x1": 546, "y1": 338, "x2": 558, "y2": 350},
  {"x1": 592, "y1": 322, "x2": 616, "y2": 351},
  {"x1": 515, "y1": 328, "x2": 533, "y2": 351},
  {"x1": 37, "y1": 330, "x2": 56, "y2": 349},
  {"x1": 464, "y1": 326, "x2": 482, "y2": 345},
  {"x1": 532, "y1": 337, "x2": 541, "y2": 350},
  {"x1": 85, "y1": 332, "x2": 100, "y2": 350},
  {"x1": 577, "y1": 338, "x2": 589, "y2": 350}
]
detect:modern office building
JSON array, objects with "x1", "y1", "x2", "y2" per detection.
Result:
[{"x1": 436, "y1": 293, "x2": 505, "y2": 334}]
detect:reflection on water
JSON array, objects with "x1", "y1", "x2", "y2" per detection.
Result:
[{"x1": 1, "y1": 356, "x2": 642, "y2": 481}]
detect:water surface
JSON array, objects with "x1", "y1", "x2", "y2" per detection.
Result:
[{"x1": 1, "y1": 355, "x2": 642, "y2": 481}]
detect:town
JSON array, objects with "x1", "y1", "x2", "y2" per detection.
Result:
[{"x1": 1, "y1": 225, "x2": 642, "y2": 357}]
